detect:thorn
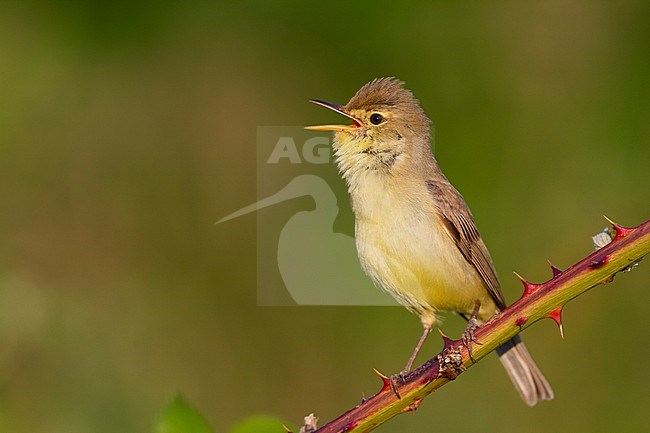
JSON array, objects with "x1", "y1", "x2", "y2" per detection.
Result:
[
  {"x1": 402, "y1": 398, "x2": 422, "y2": 414},
  {"x1": 603, "y1": 215, "x2": 634, "y2": 240},
  {"x1": 437, "y1": 328, "x2": 455, "y2": 348},
  {"x1": 360, "y1": 392, "x2": 367, "y2": 404},
  {"x1": 513, "y1": 271, "x2": 540, "y2": 296},
  {"x1": 546, "y1": 308, "x2": 564, "y2": 339},
  {"x1": 282, "y1": 425, "x2": 292, "y2": 433},
  {"x1": 546, "y1": 259, "x2": 562, "y2": 278},
  {"x1": 373, "y1": 368, "x2": 392, "y2": 393},
  {"x1": 515, "y1": 316, "x2": 528, "y2": 328},
  {"x1": 603, "y1": 215, "x2": 616, "y2": 226}
]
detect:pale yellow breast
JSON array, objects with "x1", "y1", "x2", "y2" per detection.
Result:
[{"x1": 351, "y1": 175, "x2": 494, "y2": 319}]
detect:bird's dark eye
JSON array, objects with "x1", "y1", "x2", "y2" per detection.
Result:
[{"x1": 370, "y1": 113, "x2": 384, "y2": 125}]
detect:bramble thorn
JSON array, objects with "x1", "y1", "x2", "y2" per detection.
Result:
[
  {"x1": 437, "y1": 328, "x2": 455, "y2": 348},
  {"x1": 513, "y1": 271, "x2": 539, "y2": 296},
  {"x1": 515, "y1": 316, "x2": 528, "y2": 328},
  {"x1": 603, "y1": 215, "x2": 616, "y2": 226},
  {"x1": 402, "y1": 399, "x2": 422, "y2": 414},
  {"x1": 603, "y1": 215, "x2": 634, "y2": 240},
  {"x1": 372, "y1": 367, "x2": 389, "y2": 380},
  {"x1": 282, "y1": 425, "x2": 292, "y2": 433},
  {"x1": 373, "y1": 368, "x2": 392, "y2": 393},
  {"x1": 546, "y1": 308, "x2": 564, "y2": 338},
  {"x1": 546, "y1": 259, "x2": 562, "y2": 278}
]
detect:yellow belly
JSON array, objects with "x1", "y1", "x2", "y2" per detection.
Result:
[{"x1": 353, "y1": 192, "x2": 497, "y2": 323}]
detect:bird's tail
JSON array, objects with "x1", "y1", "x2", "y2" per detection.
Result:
[{"x1": 496, "y1": 335, "x2": 554, "y2": 406}]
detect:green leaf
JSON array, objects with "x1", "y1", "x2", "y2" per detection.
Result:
[
  {"x1": 228, "y1": 415, "x2": 288, "y2": 433},
  {"x1": 155, "y1": 394, "x2": 214, "y2": 433}
]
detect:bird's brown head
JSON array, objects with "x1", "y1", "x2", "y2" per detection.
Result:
[{"x1": 306, "y1": 78, "x2": 433, "y2": 181}]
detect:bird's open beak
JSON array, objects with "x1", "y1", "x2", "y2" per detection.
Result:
[{"x1": 304, "y1": 99, "x2": 363, "y2": 132}]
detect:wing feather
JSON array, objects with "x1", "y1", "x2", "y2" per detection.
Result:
[{"x1": 426, "y1": 179, "x2": 507, "y2": 310}]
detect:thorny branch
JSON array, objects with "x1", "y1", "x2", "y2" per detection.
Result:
[{"x1": 290, "y1": 218, "x2": 649, "y2": 433}]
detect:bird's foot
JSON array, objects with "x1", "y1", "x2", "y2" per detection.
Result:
[
  {"x1": 461, "y1": 300, "x2": 482, "y2": 362},
  {"x1": 388, "y1": 370, "x2": 408, "y2": 399}
]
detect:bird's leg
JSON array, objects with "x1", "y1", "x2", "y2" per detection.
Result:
[
  {"x1": 402, "y1": 325, "x2": 432, "y2": 375},
  {"x1": 389, "y1": 325, "x2": 432, "y2": 398},
  {"x1": 461, "y1": 300, "x2": 482, "y2": 362}
]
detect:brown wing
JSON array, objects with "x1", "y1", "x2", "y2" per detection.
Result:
[{"x1": 426, "y1": 179, "x2": 507, "y2": 310}]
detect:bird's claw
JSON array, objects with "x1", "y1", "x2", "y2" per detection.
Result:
[
  {"x1": 461, "y1": 301, "x2": 483, "y2": 362},
  {"x1": 388, "y1": 371, "x2": 408, "y2": 399}
]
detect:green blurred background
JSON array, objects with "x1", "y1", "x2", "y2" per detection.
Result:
[{"x1": 1, "y1": 1, "x2": 648, "y2": 432}]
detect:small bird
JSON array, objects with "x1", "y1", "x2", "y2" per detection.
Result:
[{"x1": 305, "y1": 77, "x2": 553, "y2": 406}]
